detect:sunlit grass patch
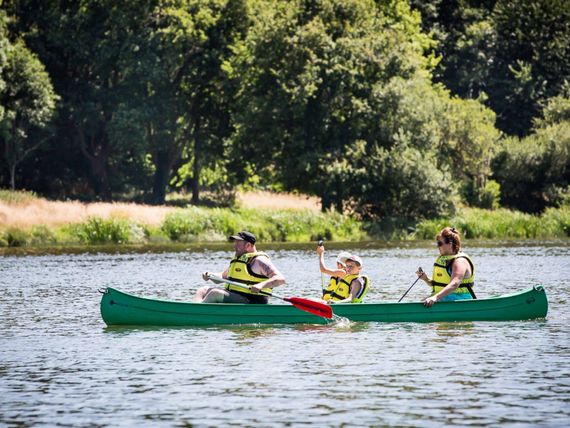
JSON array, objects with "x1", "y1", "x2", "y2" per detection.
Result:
[
  {"x1": 0, "y1": 189, "x2": 39, "y2": 204},
  {"x1": 161, "y1": 207, "x2": 363, "y2": 243},
  {"x1": 414, "y1": 207, "x2": 570, "y2": 239}
]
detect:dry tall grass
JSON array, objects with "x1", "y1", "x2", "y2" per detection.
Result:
[
  {"x1": 0, "y1": 190, "x2": 321, "y2": 229},
  {"x1": 237, "y1": 190, "x2": 320, "y2": 211},
  {"x1": 0, "y1": 199, "x2": 173, "y2": 229}
]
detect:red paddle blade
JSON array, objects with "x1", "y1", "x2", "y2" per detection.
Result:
[{"x1": 285, "y1": 297, "x2": 333, "y2": 319}]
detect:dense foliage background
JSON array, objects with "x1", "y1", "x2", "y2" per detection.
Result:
[{"x1": 1, "y1": 0, "x2": 569, "y2": 222}]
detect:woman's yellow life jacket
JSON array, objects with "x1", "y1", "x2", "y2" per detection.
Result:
[
  {"x1": 322, "y1": 274, "x2": 369, "y2": 303},
  {"x1": 226, "y1": 252, "x2": 273, "y2": 296},
  {"x1": 431, "y1": 252, "x2": 475, "y2": 295}
]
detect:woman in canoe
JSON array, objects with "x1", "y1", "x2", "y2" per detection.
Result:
[
  {"x1": 317, "y1": 244, "x2": 370, "y2": 304},
  {"x1": 416, "y1": 226, "x2": 476, "y2": 307},
  {"x1": 195, "y1": 230, "x2": 286, "y2": 304}
]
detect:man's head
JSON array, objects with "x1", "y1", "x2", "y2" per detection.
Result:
[{"x1": 229, "y1": 231, "x2": 257, "y2": 255}]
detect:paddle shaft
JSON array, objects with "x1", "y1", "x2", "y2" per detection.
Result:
[
  {"x1": 206, "y1": 274, "x2": 333, "y2": 319},
  {"x1": 398, "y1": 267, "x2": 423, "y2": 303},
  {"x1": 317, "y1": 240, "x2": 325, "y2": 291},
  {"x1": 207, "y1": 274, "x2": 285, "y2": 300}
]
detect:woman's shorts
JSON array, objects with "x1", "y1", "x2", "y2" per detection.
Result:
[{"x1": 440, "y1": 293, "x2": 472, "y2": 302}]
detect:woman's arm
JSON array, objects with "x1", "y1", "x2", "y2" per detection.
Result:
[{"x1": 423, "y1": 258, "x2": 469, "y2": 307}]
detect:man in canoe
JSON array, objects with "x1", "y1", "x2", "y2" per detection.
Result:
[
  {"x1": 317, "y1": 244, "x2": 370, "y2": 304},
  {"x1": 416, "y1": 226, "x2": 476, "y2": 307},
  {"x1": 195, "y1": 230, "x2": 286, "y2": 304}
]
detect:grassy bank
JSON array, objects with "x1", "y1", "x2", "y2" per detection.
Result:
[
  {"x1": 414, "y1": 207, "x2": 570, "y2": 239},
  {"x1": 0, "y1": 208, "x2": 363, "y2": 247},
  {"x1": 0, "y1": 191, "x2": 361, "y2": 247},
  {"x1": 1, "y1": 190, "x2": 569, "y2": 248}
]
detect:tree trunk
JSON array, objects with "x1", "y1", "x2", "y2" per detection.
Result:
[
  {"x1": 88, "y1": 154, "x2": 112, "y2": 201},
  {"x1": 334, "y1": 198, "x2": 343, "y2": 213},
  {"x1": 321, "y1": 192, "x2": 332, "y2": 212},
  {"x1": 76, "y1": 128, "x2": 112, "y2": 201},
  {"x1": 9, "y1": 164, "x2": 16, "y2": 191},
  {"x1": 151, "y1": 151, "x2": 171, "y2": 205},
  {"x1": 334, "y1": 178, "x2": 343, "y2": 213},
  {"x1": 191, "y1": 132, "x2": 201, "y2": 204}
]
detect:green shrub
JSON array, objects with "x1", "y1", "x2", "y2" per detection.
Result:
[
  {"x1": 161, "y1": 208, "x2": 237, "y2": 241},
  {"x1": 542, "y1": 206, "x2": 570, "y2": 237},
  {"x1": 161, "y1": 207, "x2": 364, "y2": 242},
  {"x1": 492, "y1": 122, "x2": 570, "y2": 213},
  {"x1": 414, "y1": 206, "x2": 570, "y2": 239},
  {"x1": 3, "y1": 228, "x2": 30, "y2": 247},
  {"x1": 0, "y1": 189, "x2": 38, "y2": 204},
  {"x1": 462, "y1": 179, "x2": 501, "y2": 210},
  {"x1": 72, "y1": 217, "x2": 133, "y2": 244},
  {"x1": 29, "y1": 225, "x2": 57, "y2": 246}
]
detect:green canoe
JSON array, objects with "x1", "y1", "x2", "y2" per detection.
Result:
[{"x1": 100, "y1": 285, "x2": 548, "y2": 326}]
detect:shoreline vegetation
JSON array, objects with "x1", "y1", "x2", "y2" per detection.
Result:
[{"x1": 1, "y1": 190, "x2": 569, "y2": 250}]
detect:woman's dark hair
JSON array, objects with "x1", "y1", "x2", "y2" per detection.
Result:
[{"x1": 437, "y1": 227, "x2": 461, "y2": 254}]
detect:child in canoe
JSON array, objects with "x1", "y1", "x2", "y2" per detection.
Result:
[{"x1": 317, "y1": 244, "x2": 369, "y2": 304}]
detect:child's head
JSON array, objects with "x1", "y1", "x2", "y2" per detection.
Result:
[
  {"x1": 336, "y1": 251, "x2": 352, "y2": 269},
  {"x1": 345, "y1": 254, "x2": 363, "y2": 274}
]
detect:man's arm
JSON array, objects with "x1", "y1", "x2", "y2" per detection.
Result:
[
  {"x1": 202, "y1": 267, "x2": 229, "y2": 282},
  {"x1": 248, "y1": 256, "x2": 286, "y2": 292}
]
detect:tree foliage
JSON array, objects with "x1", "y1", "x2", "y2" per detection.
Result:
[
  {"x1": 493, "y1": 91, "x2": 570, "y2": 213},
  {"x1": 0, "y1": 13, "x2": 58, "y2": 190},
  {"x1": 1, "y1": 0, "x2": 567, "y2": 223},
  {"x1": 411, "y1": 0, "x2": 570, "y2": 136},
  {"x1": 112, "y1": 0, "x2": 248, "y2": 204}
]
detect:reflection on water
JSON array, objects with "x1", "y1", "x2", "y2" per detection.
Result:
[{"x1": 1, "y1": 242, "x2": 570, "y2": 426}]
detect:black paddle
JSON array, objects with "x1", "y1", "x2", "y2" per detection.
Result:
[
  {"x1": 398, "y1": 267, "x2": 423, "y2": 303},
  {"x1": 317, "y1": 240, "x2": 325, "y2": 291}
]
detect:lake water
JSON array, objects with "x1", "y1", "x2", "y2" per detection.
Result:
[{"x1": 1, "y1": 241, "x2": 569, "y2": 427}]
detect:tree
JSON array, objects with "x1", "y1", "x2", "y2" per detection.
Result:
[
  {"x1": 7, "y1": 0, "x2": 157, "y2": 200},
  {"x1": 326, "y1": 139, "x2": 458, "y2": 221},
  {"x1": 440, "y1": 94, "x2": 501, "y2": 207},
  {"x1": 492, "y1": 90, "x2": 570, "y2": 212},
  {"x1": 228, "y1": 0, "x2": 437, "y2": 212},
  {"x1": 118, "y1": 0, "x2": 248, "y2": 204},
  {"x1": 410, "y1": 0, "x2": 497, "y2": 99},
  {"x1": 411, "y1": 0, "x2": 570, "y2": 136},
  {"x1": 488, "y1": 0, "x2": 570, "y2": 136},
  {"x1": 0, "y1": 35, "x2": 58, "y2": 190},
  {"x1": 0, "y1": 12, "x2": 7, "y2": 123}
]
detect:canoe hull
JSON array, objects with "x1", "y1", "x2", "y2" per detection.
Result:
[{"x1": 100, "y1": 285, "x2": 548, "y2": 326}]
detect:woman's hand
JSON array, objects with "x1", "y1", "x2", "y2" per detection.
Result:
[
  {"x1": 416, "y1": 267, "x2": 428, "y2": 282},
  {"x1": 423, "y1": 295, "x2": 438, "y2": 307}
]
